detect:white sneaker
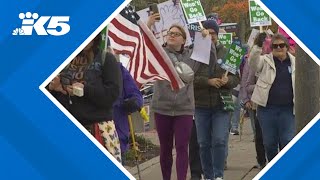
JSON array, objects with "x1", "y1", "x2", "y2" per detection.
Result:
[{"x1": 215, "y1": 177, "x2": 224, "y2": 180}]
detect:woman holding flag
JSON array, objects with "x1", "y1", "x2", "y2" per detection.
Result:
[{"x1": 147, "y1": 12, "x2": 200, "y2": 180}]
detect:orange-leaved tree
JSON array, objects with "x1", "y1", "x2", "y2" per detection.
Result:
[{"x1": 217, "y1": 0, "x2": 249, "y2": 23}]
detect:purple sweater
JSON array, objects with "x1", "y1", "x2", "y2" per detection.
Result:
[
  {"x1": 238, "y1": 58, "x2": 257, "y2": 105},
  {"x1": 113, "y1": 64, "x2": 143, "y2": 153}
]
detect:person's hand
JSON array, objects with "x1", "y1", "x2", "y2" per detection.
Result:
[
  {"x1": 245, "y1": 101, "x2": 252, "y2": 110},
  {"x1": 65, "y1": 85, "x2": 74, "y2": 96},
  {"x1": 201, "y1": 28, "x2": 209, "y2": 38},
  {"x1": 123, "y1": 97, "x2": 140, "y2": 113},
  {"x1": 147, "y1": 12, "x2": 160, "y2": 29},
  {"x1": 208, "y1": 78, "x2": 224, "y2": 88},
  {"x1": 254, "y1": 32, "x2": 267, "y2": 47},
  {"x1": 49, "y1": 76, "x2": 67, "y2": 95}
]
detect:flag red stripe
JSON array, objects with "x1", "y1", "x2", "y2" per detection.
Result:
[
  {"x1": 111, "y1": 18, "x2": 141, "y2": 39},
  {"x1": 108, "y1": 10, "x2": 184, "y2": 90},
  {"x1": 108, "y1": 26, "x2": 138, "y2": 56},
  {"x1": 138, "y1": 21, "x2": 180, "y2": 88},
  {"x1": 141, "y1": 28, "x2": 179, "y2": 89},
  {"x1": 139, "y1": 36, "x2": 148, "y2": 81},
  {"x1": 110, "y1": 17, "x2": 143, "y2": 81}
]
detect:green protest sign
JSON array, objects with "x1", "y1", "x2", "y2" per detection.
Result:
[
  {"x1": 221, "y1": 43, "x2": 245, "y2": 74},
  {"x1": 249, "y1": 0, "x2": 271, "y2": 27},
  {"x1": 218, "y1": 33, "x2": 232, "y2": 49},
  {"x1": 99, "y1": 26, "x2": 108, "y2": 50},
  {"x1": 180, "y1": 0, "x2": 206, "y2": 24}
]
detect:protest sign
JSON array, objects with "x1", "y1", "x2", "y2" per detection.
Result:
[
  {"x1": 137, "y1": 0, "x2": 192, "y2": 46},
  {"x1": 247, "y1": 28, "x2": 259, "y2": 48},
  {"x1": 99, "y1": 26, "x2": 108, "y2": 50},
  {"x1": 218, "y1": 33, "x2": 232, "y2": 49},
  {"x1": 180, "y1": 0, "x2": 206, "y2": 24},
  {"x1": 249, "y1": 0, "x2": 272, "y2": 27},
  {"x1": 219, "y1": 23, "x2": 241, "y2": 45},
  {"x1": 221, "y1": 43, "x2": 245, "y2": 74}
]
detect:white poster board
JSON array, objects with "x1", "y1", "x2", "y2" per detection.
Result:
[
  {"x1": 137, "y1": 0, "x2": 192, "y2": 46},
  {"x1": 247, "y1": 28, "x2": 259, "y2": 48},
  {"x1": 190, "y1": 32, "x2": 211, "y2": 64}
]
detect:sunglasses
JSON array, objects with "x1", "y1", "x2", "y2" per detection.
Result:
[
  {"x1": 167, "y1": 31, "x2": 183, "y2": 37},
  {"x1": 272, "y1": 43, "x2": 286, "y2": 49}
]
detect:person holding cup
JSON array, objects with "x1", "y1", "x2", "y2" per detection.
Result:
[{"x1": 48, "y1": 33, "x2": 122, "y2": 163}]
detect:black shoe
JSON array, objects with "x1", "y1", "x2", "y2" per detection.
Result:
[{"x1": 230, "y1": 129, "x2": 239, "y2": 135}]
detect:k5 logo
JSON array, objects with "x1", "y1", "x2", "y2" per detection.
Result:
[{"x1": 12, "y1": 12, "x2": 70, "y2": 36}]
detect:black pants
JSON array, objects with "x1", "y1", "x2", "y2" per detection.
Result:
[
  {"x1": 254, "y1": 110, "x2": 267, "y2": 166},
  {"x1": 189, "y1": 120, "x2": 202, "y2": 178}
]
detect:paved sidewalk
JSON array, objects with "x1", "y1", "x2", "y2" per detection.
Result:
[{"x1": 128, "y1": 118, "x2": 262, "y2": 180}]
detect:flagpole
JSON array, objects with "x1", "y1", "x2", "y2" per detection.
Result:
[
  {"x1": 128, "y1": 114, "x2": 142, "y2": 180},
  {"x1": 224, "y1": 70, "x2": 229, "y2": 78},
  {"x1": 199, "y1": 21, "x2": 204, "y2": 30},
  {"x1": 104, "y1": 26, "x2": 109, "y2": 52},
  {"x1": 259, "y1": 26, "x2": 263, "y2": 33}
]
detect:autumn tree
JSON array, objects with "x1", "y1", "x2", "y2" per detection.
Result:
[
  {"x1": 131, "y1": 0, "x2": 228, "y2": 13},
  {"x1": 218, "y1": 0, "x2": 248, "y2": 23}
]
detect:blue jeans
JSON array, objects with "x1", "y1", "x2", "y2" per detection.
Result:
[
  {"x1": 195, "y1": 107, "x2": 230, "y2": 179},
  {"x1": 231, "y1": 96, "x2": 240, "y2": 130},
  {"x1": 257, "y1": 105, "x2": 295, "y2": 162}
]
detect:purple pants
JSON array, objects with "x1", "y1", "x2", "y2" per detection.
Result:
[{"x1": 155, "y1": 113, "x2": 193, "y2": 180}]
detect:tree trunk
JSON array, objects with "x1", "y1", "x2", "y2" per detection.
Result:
[
  {"x1": 238, "y1": 14, "x2": 250, "y2": 44},
  {"x1": 295, "y1": 45, "x2": 320, "y2": 133}
]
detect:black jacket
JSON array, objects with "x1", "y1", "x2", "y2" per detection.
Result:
[
  {"x1": 194, "y1": 43, "x2": 240, "y2": 108},
  {"x1": 51, "y1": 52, "x2": 121, "y2": 125}
]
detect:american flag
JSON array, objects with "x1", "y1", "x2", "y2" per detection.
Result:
[{"x1": 108, "y1": 6, "x2": 184, "y2": 90}]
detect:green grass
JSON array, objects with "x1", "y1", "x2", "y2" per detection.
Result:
[{"x1": 124, "y1": 134, "x2": 157, "y2": 162}]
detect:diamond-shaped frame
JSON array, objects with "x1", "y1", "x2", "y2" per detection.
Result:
[
  {"x1": 39, "y1": 0, "x2": 136, "y2": 179},
  {"x1": 37, "y1": 0, "x2": 320, "y2": 179},
  {"x1": 253, "y1": 0, "x2": 320, "y2": 179}
]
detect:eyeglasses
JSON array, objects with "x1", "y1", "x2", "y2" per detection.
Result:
[
  {"x1": 209, "y1": 31, "x2": 217, "y2": 36},
  {"x1": 167, "y1": 31, "x2": 183, "y2": 37},
  {"x1": 272, "y1": 43, "x2": 286, "y2": 49}
]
